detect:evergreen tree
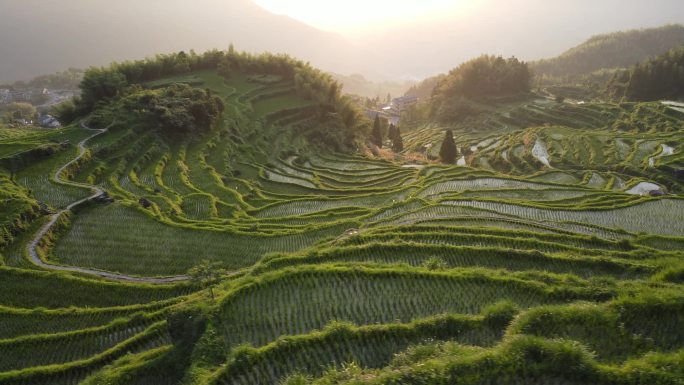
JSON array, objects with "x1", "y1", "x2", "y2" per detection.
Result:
[
  {"x1": 371, "y1": 115, "x2": 383, "y2": 148},
  {"x1": 217, "y1": 58, "x2": 232, "y2": 79},
  {"x1": 439, "y1": 129, "x2": 457, "y2": 163},
  {"x1": 388, "y1": 123, "x2": 397, "y2": 141},
  {"x1": 392, "y1": 127, "x2": 404, "y2": 152},
  {"x1": 188, "y1": 260, "x2": 225, "y2": 302},
  {"x1": 609, "y1": 47, "x2": 684, "y2": 101}
]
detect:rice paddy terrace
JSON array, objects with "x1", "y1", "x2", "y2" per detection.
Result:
[{"x1": 1, "y1": 69, "x2": 683, "y2": 384}]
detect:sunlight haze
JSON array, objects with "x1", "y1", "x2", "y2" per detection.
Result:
[
  {"x1": 251, "y1": 0, "x2": 480, "y2": 34},
  {"x1": 1, "y1": 0, "x2": 684, "y2": 383},
  {"x1": 1, "y1": 0, "x2": 683, "y2": 82}
]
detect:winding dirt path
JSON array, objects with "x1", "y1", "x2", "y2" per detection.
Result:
[{"x1": 26, "y1": 121, "x2": 190, "y2": 284}]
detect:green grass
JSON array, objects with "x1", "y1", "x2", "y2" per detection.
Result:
[
  {"x1": 210, "y1": 312, "x2": 508, "y2": 385},
  {"x1": 52, "y1": 203, "x2": 352, "y2": 276},
  {"x1": 220, "y1": 266, "x2": 605, "y2": 350},
  {"x1": 448, "y1": 199, "x2": 684, "y2": 236},
  {"x1": 0, "y1": 302, "x2": 174, "y2": 339},
  {"x1": 0, "y1": 267, "x2": 189, "y2": 309},
  {"x1": 0, "y1": 312, "x2": 163, "y2": 372},
  {"x1": 12, "y1": 142, "x2": 94, "y2": 209}
]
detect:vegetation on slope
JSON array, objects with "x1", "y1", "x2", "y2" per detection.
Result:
[
  {"x1": 105, "y1": 83, "x2": 224, "y2": 136},
  {"x1": 608, "y1": 47, "x2": 684, "y2": 101},
  {"x1": 404, "y1": 55, "x2": 531, "y2": 125},
  {"x1": 55, "y1": 50, "x2": 370, "y2": 151},
  {"x1": 433, "y1": 55, "x2": 531, "y2": 100},
  {"x1": 531, "y1": 24, "x2": 684, "y2": 81},
  {"x1": 1, "y1": 47, "x2": 683, "y2": 385},
  {"x1": 0, "y1": 171, "x2": 39, "y2": 253}
]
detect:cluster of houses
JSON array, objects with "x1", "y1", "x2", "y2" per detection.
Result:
[
  {"x1": 38, "y1": 114, "x2": 61, "y2": 128},
  {"x1": 7, "y1": 114, "x2": 61, "y2": 129},
  {"x1": 365, "y1": 95, "x2": 419, "y2": 125},
  {"x1": 2, "y1": 87, "x2": 63, "y2": 129},
  {"x1": 0, "y1": 88, "x2": 49, "y2": 104}
]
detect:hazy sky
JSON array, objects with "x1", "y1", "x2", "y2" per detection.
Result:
[
  {"x1": 253, "y1": 0, "x2": 684, "y2": 79},
  {"x1": 252, "y1": 0, "x2": 481, "y2": 35},
  {"x1": 253, "y1": 0, "x2": 683, "y2": 39},
  {"x1": 1, "y1": 0, "x2": 683, "y2": 83}
]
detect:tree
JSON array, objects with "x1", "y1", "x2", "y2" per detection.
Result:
[
  {"x1": 217, "y1": 58, "x2": 232, "y2": 78},
  {"x1": 63, "y1": 49, "x2": 368, "y2": 150},
  {"x1": 439, "y1": 129, "x2": 457, "y2": 163},
  {"x1": 423, "y1": 256, "x2": 447, "y2": 270},
  {"x1": 371, "y1": 115, "x2": 383, "y2": 148},
  {"x1": 52, "y1": 99, "x2": 80, "y2": 124},
  {"x1": 609, "y1": 47, "x2": 684, "y2": 101},
  {"x1": 118, "y1": 83, "x2": 223, "y2": 136},
  {"x1": 4, "y1": 102, "x2": 37, "y2": 123},
  {"x1": 392, "y1": 126, "x2": 404, "y2": 152},
  {"x1": 188, "y1": 260, "x2": 226, "y2": 302},
  {"x1": 388, "y1": 123, "x2": 397, "y2": 141},
  {"x1": 80, "y1": 68, "x2": 128, "y2": 111}
]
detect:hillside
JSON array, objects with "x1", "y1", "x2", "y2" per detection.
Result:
[
  {"x1": 531, "y1": 24, "x2": 684, "y2": 81},
  {"x1": 0, "y1": 50, "x2": 683, "y2": 385},
  {"x1": 608, "y1": 47, "x2": 684, "y2": 101},
  {"x1": 405, "y1": 74, "x2": 446, "y2": 99},
  {"x1": 404, "y1": 55, "x2": 532, "y2": 125}
]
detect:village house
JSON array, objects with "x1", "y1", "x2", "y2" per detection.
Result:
[
  {"x1": 38, "y1": 114, "x2": 61, "y2": 129},
  {"x1": 391, "y1": 95, "x2": 419, "y2": 110},
  {"x1": 1, "y1": 88, "x2": 50, "y2": 104},
  {"x1": 0, "y1": 89, "x2": 9, "y2": 103}
]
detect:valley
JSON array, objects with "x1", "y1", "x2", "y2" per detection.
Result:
[{"x1": 0, "y1": 49, "x2": 683, "y2": 385}]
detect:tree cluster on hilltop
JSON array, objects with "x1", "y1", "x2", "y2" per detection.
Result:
[
  {"x1": 434, "y1": 55, "x2": 531, "y2": 99},
  {"x1": 54, "y1": 49, "x2": 369, "y2": 150},
  {"x1": 121, "y1": 84, "x2": 224, "y2": 135},
  {"x1": 531, "y1": 24, "x2": 684, "y2": 81},
  {"x1": 423, "y1": 55, "x2": 531, "y2": 124},
  {"x1": 404, "y1": 74, "x2": 446, "y2": 99},
  {"x1": 608, "y1": 47, "x2": 684, "y2": 102},
  {"x1": 3, "y1": 102, "x2": 37, "y2": 124}
]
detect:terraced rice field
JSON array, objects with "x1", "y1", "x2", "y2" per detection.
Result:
[{"x1": 0, "y1": 68, "x2": 682, "y2": 384}]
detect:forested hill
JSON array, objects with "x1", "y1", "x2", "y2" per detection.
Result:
[
  {"x1": 54, "y1": 50, "x2": 370, "y2": 151},
  {"x1": 531, "y1": 24, "x2": 684, "y2": 80},
  {"x1": 405, "y1": 75, "x2": 446, "y2": 99},
  {"x1": 414, "y1": 55, "x2": 531, "y2": 124},
  {"x1": 608, "y1": 47, "x2": 684, "y2": 101}
]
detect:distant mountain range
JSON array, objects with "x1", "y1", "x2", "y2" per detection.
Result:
[
  {"x1": 403, "y1": 25, "x2": 684, "y2": 99},
  {"x1": 2, "y1": 0, "x2": 684, "y2": 85},
  {"x1": 0, "y1": 0, "x2": 368, "y2": 83},
  {"x1": 531, "y1": 24, "x2": 684, "y2": 79}
]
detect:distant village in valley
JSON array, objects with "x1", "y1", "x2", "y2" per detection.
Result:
[
  {"x1": 0, "y1": 68, "x2": 83, "y2": 129},
  {"x1": 1, "y1": 66, "x2": 417, "y2": 131},
  {"x1": 0, "y1": 88, "x2": 80, "y2": 129},
  {"x1": 364, "y1": 94, "x2": 419, "y2": 125}
]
